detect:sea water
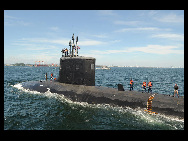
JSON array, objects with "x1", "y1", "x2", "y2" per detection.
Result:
[{"x1": 4, "y1": 66, "x2": 184, "y2": 130}]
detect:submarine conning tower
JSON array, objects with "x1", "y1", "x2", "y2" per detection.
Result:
[{"x1": 58, "y1": 33, "x2": 96, "y2": 86}]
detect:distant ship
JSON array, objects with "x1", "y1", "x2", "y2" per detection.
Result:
[
  {"x1": 35, "y1": 61, "x2": 48, "y2": 67},
  {"x1": 96, "y1": 66, "x2": 110, "y2": 70},
  {"x1": 35, "y1": 64, "x2": 48, "y2": 67}
]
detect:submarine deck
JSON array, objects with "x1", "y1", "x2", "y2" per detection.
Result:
[{"x1": 21, "y1": 80, "x2": 184, "y2": 119}]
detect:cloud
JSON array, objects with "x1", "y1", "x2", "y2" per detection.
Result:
[
  {"x1": 153, "y1": 13, "x2": 184, "y2": 23},
  {"x1": 90, "y1": 45, "x2": 183, "y2": 55},
  {"x1": 15, "y1": 37, "x2": 69, "y2": 46},
  {"x1": 130, "y1": 45, "x2": 183, "y2": 54},
  {"x1": 92, "y1": 34, "x2": 108, "y2": 38},
  {"x1": 148, "y1": 10, "x2": 158, "y2": 16},
  {"x1": 115, "y1": 27, "x2": 161, "y2": 32},
  {"x1": 49, "y1": 26, "x2": 59, "y2": 31},
  {"x1": 151, "y1": 33, "x2": 184, "y2": 41},
  {"x1": 140, "y1": 11, "x2": 184, "y2": 24},
  {"x1": 25, "y1": 46, "x2": 58, "y2": 51},
  {"x1": 4, "y1": 13, "x2": 31, "y2": 26},
  {"x1": 12, "y1": 37, "x2": 106, "y2": 52},
  {"x1": 114, "y1": 20, "x2": 141, "y2": 26},
  {"x1": 98, "y1": 10, "x2": 118, "y2": 16},
  {"x1": 4, "y1": 14, "x2": 18, "y2": 19},
  {"x1": 79, "y1": 40, "x2": 106, "y2": 46}
]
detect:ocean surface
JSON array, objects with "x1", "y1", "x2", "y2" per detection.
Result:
[{"x1": 4, "y1": 66, "x2": 184, "y2": 130}]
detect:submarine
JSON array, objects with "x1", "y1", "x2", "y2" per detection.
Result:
[{"x1": 21, "y1": 34, "x2": 184, "y2": 119}]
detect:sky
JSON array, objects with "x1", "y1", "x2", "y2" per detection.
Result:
[{"x1": 4, "y1": 10, "x2": 184, "y2": 67}]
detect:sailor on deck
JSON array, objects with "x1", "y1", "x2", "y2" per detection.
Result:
[
  {"x1": 129, "y1": 79, "x2": 133, "y2": 91},
  {"x1": 142, "y1": 81, "x2": 147, "y2": 93},
  {"x1": 148, "y1": 81, "x2": 153, "y2": 93}
]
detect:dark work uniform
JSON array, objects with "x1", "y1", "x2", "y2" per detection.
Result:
[{"x1": 174, "y1": 85, "x2": 178, "y2": 90}]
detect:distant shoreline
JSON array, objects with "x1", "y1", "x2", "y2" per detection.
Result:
[
  {"x1": 4, "y1": 64, "x2": 184, "y2": 68},
  {"x1": 4, "y1": 63, "x2": 59, "y2": 67}
]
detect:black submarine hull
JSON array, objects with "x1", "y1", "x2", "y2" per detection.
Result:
[{"x1": 21, "y1": 80, "x2": 184, "y2": 119}]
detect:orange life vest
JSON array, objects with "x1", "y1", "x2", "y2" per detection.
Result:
[
  {"x1": 130, "y1": 80, "x2": 133, "y2": 85},
  {"x1": 142, "y1": 82, "x2": 146, "y2": 87},
  {"x1": 148, "y1": 82, "x2": 152, "y2": 87}
]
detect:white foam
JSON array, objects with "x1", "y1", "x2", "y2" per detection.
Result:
[
  {"x1": 12, "y1": 83, "x2": 23, "y2": 89},
  {"x1": 12, "y1": 83, "x2": 41, "y2": 95}
]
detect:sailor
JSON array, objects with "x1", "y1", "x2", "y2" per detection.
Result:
[
  {"x1": 129, "y1": 79, "x2": 133, "y2": 91},
  {"x1": 45, "y1": 73, "x2": 47, "y2": 81},
  {"x1": 66, "y1": 48, "x2": 69, "y2": 56},
  {"x1": 65, "y1": 48, "x2": 68, "y2": 57},
  {"x1": 76, "y1": 46, "x2": 80, "y2": 55},
  {"x1": 148, "y1": 81, "x2": 152, "y2": 93},
  {"x1": 64, "y1": 48, "x2": 67, "y2": 57},
  {"x1": 61, "y1": 49, "x2": 65, "y2": 57},
  {"x1": 174, "y1": 83, "x2": 179, "y2": 98},
  {"x1": 142, "y1": 81, "x2": 146, "y2": 93},
  {"x1": 50, "y1": 73, "x2": 53, "y2": 80},
  {"x1": 146, "y1": 94, "x2": 156, "y2": 114}
]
